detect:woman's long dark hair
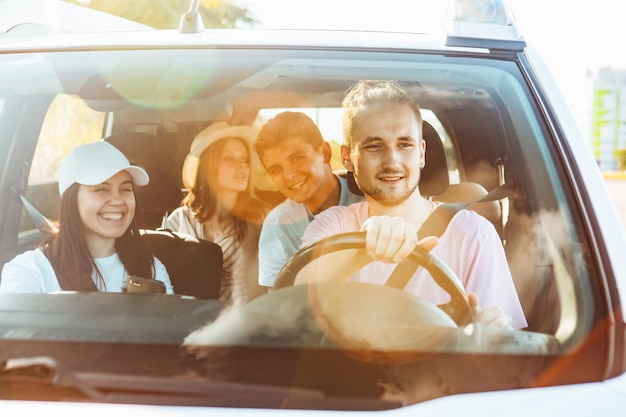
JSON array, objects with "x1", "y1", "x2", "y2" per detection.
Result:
[
  {"x1": 42, "y1": 183, "x2": 154, "y2": 291},
  {"x1": 183, "y1": 137, "x2": 269, "y2": 240}
]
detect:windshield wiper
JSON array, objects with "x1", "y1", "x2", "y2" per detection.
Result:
[
  {"x1": 2, "y1": 355, "x2": 106, "y2": 401},
  {"x1": 1, "y1": 355, "x2": 400, "y2": 410}
]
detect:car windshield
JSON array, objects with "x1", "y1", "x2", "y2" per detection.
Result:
[{"x1": 0, "y1": 41, "x2": 604, "y2": 410}]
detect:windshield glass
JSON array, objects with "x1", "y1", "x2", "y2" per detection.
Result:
[{"x1": 0, "y1": 45, "x2": 601, "y2": 410}]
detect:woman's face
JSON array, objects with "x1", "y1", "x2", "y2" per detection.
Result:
[
  {"x1": 77, "y1": 170, "x2": 136, "y2": 245},
  {"x1": 210, "y1": 138, "x2": 250, "y2": 195}
]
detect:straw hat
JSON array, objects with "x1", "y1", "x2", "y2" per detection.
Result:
[{"x1": 181, "y1": 122, "x2": 257, "y2": 189}]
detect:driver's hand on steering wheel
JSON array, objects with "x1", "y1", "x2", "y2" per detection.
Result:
[
  {"x1": 361, "y1": 215, "x2": 439, "y2": 263},
  {"x1": 468, "y1": 293, "x2": 513, "y2": 329}
]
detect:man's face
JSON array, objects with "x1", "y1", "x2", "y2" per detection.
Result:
[
  {"x1": 343, "y1": 103, "x2": 425, "y2": 206},
  {"x1": 260, "y1": 137, "x2": 331, "y2": 205}
]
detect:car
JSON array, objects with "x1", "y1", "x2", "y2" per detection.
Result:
[{"x1": 1, "y1": 0, "x2": 626, "y2": 415}]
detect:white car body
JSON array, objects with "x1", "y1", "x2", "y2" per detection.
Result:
[{"x1": 1, "y1": 0, "x2": 626, "y2": 414}]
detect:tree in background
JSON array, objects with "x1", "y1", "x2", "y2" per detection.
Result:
[{"x1": 63, "y1": 0, "x2": 258, "y2": 29}]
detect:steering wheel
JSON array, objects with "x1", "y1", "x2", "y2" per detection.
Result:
[{"x1": 273, "y1": 231, "x2": 472, "y2": 327}]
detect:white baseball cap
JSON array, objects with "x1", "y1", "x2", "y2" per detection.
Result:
[
  {"x1": 181, "y1": 121, "x2": 257, "y2": 189},
  {"x1": 58, "y1": 140, "x2": 150, "y2": 195}
]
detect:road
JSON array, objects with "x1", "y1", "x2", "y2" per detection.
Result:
[{"x1": 605, "y1": 179, "x2": 626, "y2": 232}]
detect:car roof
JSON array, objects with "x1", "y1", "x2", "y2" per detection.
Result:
[{"x1": 0, "y1": 28, "x2": 496, "y2": 53}]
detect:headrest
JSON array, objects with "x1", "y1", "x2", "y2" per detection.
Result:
[
  {"x1": 419, "y1": 121, "x2": 449, "y2": 197},
  {"x1": 105, "y1": 132, "x2": 184, "y2": 228}
]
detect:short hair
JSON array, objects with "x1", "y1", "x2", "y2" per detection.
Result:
[
  {"x1": 254, "y1": 111, "x2": 325, "y2": 161},
  {"x1": 342, "y1": 80, "x2": 423, "y2": 150}
]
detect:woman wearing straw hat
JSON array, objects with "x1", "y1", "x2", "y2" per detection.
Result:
[
  {"x1": 0, "y1": 141, "x2": 173, "y2": 293},
  {"x1": 167, "y1": 122, "x2": 270, "y2": 306}
]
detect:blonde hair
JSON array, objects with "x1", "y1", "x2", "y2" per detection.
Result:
[{"x1": 342, "y1": 80, "x2": 423, "y2": 150}]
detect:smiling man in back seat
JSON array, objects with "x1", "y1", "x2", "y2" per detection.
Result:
[{"x1": 254, "y1": 111, "x2": 363, "y2": 288}]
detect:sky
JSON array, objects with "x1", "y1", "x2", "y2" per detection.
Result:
[{"x1": 244, "y1": 0, "x2": 626, "y2": 136}]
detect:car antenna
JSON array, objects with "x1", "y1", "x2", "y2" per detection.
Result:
[{"x1": 179, "y1": 0, "x2": 205, "y2": 34}]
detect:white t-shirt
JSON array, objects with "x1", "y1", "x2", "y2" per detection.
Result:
[
  {"x1": 0, "y1": 248, "x2": 173, "y2": 294},
  {"x1": 301, "y1": 202, "x2": 527, "y2": 330}
]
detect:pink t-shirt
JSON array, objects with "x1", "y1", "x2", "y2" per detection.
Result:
[{"x1": 301, "y1": 202, "x2": 527, "y2": 329}]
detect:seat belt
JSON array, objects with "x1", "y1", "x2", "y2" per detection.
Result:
[
  {"x1": 417, "y1": 183, "x2": 511, "y2": 239},
  {"x1": 19, "y1": 195, "x2": 58, "y2": 237},
  {"x1": 385, "y1": 183, "x2": 510, "y2": 290},
  {"x1": 18, "y1": 195, "x2": 99, "y2": 291}
]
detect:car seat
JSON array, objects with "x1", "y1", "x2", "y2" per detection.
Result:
[
  {"x1": 105, "y1": 132, "x2": 184, "y2": 229},
  {"x1": 141, "y1": 228, "x2": 223, "y2": 300},
  {"x1": 104, "y1": 132, "x2": 224, "y2": 299}
]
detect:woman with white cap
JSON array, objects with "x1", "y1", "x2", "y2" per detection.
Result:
[
  {"x1": 167, "y1": 122, "x2": 270, "y2": 306},
  {"x1": 0, "y1": 140, "x2": 173, "y2": 294}
]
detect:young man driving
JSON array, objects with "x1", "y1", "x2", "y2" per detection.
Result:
[{"x1": 300, "y1": 80, "x2": 527, "y2": 329}]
